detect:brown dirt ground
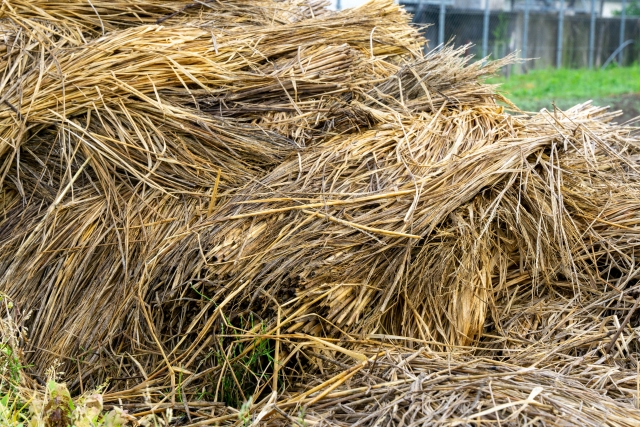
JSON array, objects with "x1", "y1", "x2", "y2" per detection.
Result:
[{"x1": 607, "y1": 93, "x2": 640, "y2": 124}]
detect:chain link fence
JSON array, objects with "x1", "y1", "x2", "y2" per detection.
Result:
[{"x1": 388, "y1": 0, "x2": 640, "y2": 72}]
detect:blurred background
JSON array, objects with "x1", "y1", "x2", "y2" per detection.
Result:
[
  {"x1": 330, "y1": 0, "x2": 369, "y2": 7},
  {"x1": 331, "y1": 0, "x2": 640, "y2": 120}
]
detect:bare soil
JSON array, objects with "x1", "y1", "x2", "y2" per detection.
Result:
[{"x1": 606, "y1": 93, "x2": 640, "y2": 124}]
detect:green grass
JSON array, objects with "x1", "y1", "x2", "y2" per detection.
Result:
[
  {"x1": 490, "y1": 66, "x2": 640, "y2": 113},
  {"x1": 189, "y1": 284, "x2": 276, "y2": 408}
]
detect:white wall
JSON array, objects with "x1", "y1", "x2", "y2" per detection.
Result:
[{"x1": 603, "y1": 2, "x2": 622, "y2": 18}]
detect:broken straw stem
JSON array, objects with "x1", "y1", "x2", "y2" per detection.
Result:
[{"x1": 605, "y1": 295, "x2": 640, "y2": 355}]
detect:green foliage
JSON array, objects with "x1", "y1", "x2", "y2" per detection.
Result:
[
  {"x1": 1, "y1": 345, "x2": 23, "y2": 386},
  {"x1": 613, "y1": 0, "x2": 640, "y2": 17},
  {"x1": 493, "y1": 66, "x2": 640, "y2": 101},
  {"x1": 0, "y1": 391, "x2": 29, "y2": 427},
  {"x1": 0, "y1": 297, "x2": 30, "y2": 427},
  {"x1": 491, "y1": 13, "x2": 509, "y2": 44},
  {"x1": 0, "y1": 376, "x2": 134, "y2": 427},
  {"x1": 237, "y1": 396, "x2": 253, "y2": 427},
  {"x1": 42, "y1": 381, "x2": 74, "y2": 427},
  {"x1": 297, "y1": 408, "x2": 307, "y2": 427}
]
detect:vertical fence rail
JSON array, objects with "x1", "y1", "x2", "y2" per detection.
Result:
[
  {"x1": 557, "y1": 0, "x2": 564, "y2": 68},
  {"x1": 588, "y1": 0, "x2": 596, "y2": 68},
  {"x1": 482, "y1": 0, "x2": 490, "y2": 58},
  {"x1": 522, "y1": 0, "x2": 530, "y2": 72},
  {"x1": 439, "y1": 0, "x2": 446, "y2": 46},
  {"x1": 619, "y1": 0, "x2": 627, "y2": 65}
]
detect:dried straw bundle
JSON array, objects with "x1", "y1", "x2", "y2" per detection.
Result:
[
  {"x1": 259, "y1": 347, "x2": 640, "y2": 426},
  {"x1": 0, "y1": 0, "x2": 423, "y2": 389},
  {"x1": 1, "y1": 1, "x2": 640, "y2": 425},
  {"x1": 145, "y1": 101, "x2": 640, "y2": 349},
  {"x1": 0, "y1": 1, "x2": 421, "y2": 192},
  {"x1": 0, "y1": 0, "x2": 330, "y2": 35}
]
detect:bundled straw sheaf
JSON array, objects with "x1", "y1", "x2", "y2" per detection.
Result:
[
  {"x1": 0, "y1": 0, "x2": 330, "y2": 35},
  {"x1": 147, "y1": 101, "x2": 640, "y2": 347},
  {"x1": 0, "y1": 1, "x2": 421, "y2": 191},
  {"x1": 265, "y1": 348, "x2": 640, "y2": 427},
  {"x1": 1, "y1": 0, "x2": 640, "y2": 425}
]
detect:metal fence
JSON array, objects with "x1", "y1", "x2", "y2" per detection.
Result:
[{"x1": 372, "y1": 0, "x2": 640, "y2": 72}]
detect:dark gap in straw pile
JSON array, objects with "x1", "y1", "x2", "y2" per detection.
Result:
[{"x1": 1, "y1": 0, "x2": 640, "y2": 425}]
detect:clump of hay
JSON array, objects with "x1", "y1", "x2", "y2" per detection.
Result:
[{"x1": 1, "y1": 0, "x2": 640, "y2": 425}]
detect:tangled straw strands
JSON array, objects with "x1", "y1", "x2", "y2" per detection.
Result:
[
  {"x1": 262, "y1": 348, "x2": 640, "y2": 426},
  {"x1": 0, "y1": 1, "x2": 421, "y2": 191},
  {"x1": 145, "y1": 101, "x2": 640, "y2": 350},
  {"x1": 0, "y1": 0, "x2": 424, "y2": 389},
  {"x1": 0, "y1": 0, "x2": 330, "y2": 35},
  {"x1": 1, "y1": 42, "x2": 517, "y2": 393},
  {"x1": 1, "y1": 0, "x2": 640, "y2": 425},
  {"x1": 245, "y1": 256, "x2": 640, "y2": 425}
]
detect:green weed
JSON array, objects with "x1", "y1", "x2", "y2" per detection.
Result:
[
  {"x1": 613, "y1": 0, "x2": 640, "y2": 16},
  {"x1": 0, "y1": 293, "x2": 136, "y2": 427},
  {"x1": 190, "y1": 284, "x2": 276, "y2": 409},
  {"x1": 215, "y1": 314, "x2": 275, "y2": 408},
  {"x1": 237, "y1": 396, "x2": 252, "y2": 427}
]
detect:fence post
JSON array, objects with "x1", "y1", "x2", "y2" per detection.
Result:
[
  {"x1": 414, "y1": 0, "x2": 425, "y2": 26},
  {"x1": 619, "y1": 0, "x2": 627, "y2": 65},
  {"x1": 557, "y1": 0, "x2": 564, "y2": 68},
  {"x1": 588, "y1": 0, "x2": 596, "y2": 68},
  {"x1": 522, "y1": 0, "x2": 530, "y2": 72},
  {"x1": 439, "y1": 0, "x2": 446, "y2": 46},
  {"x1": 482, "y1": 0, "x2": 490, "y2": 58}
]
